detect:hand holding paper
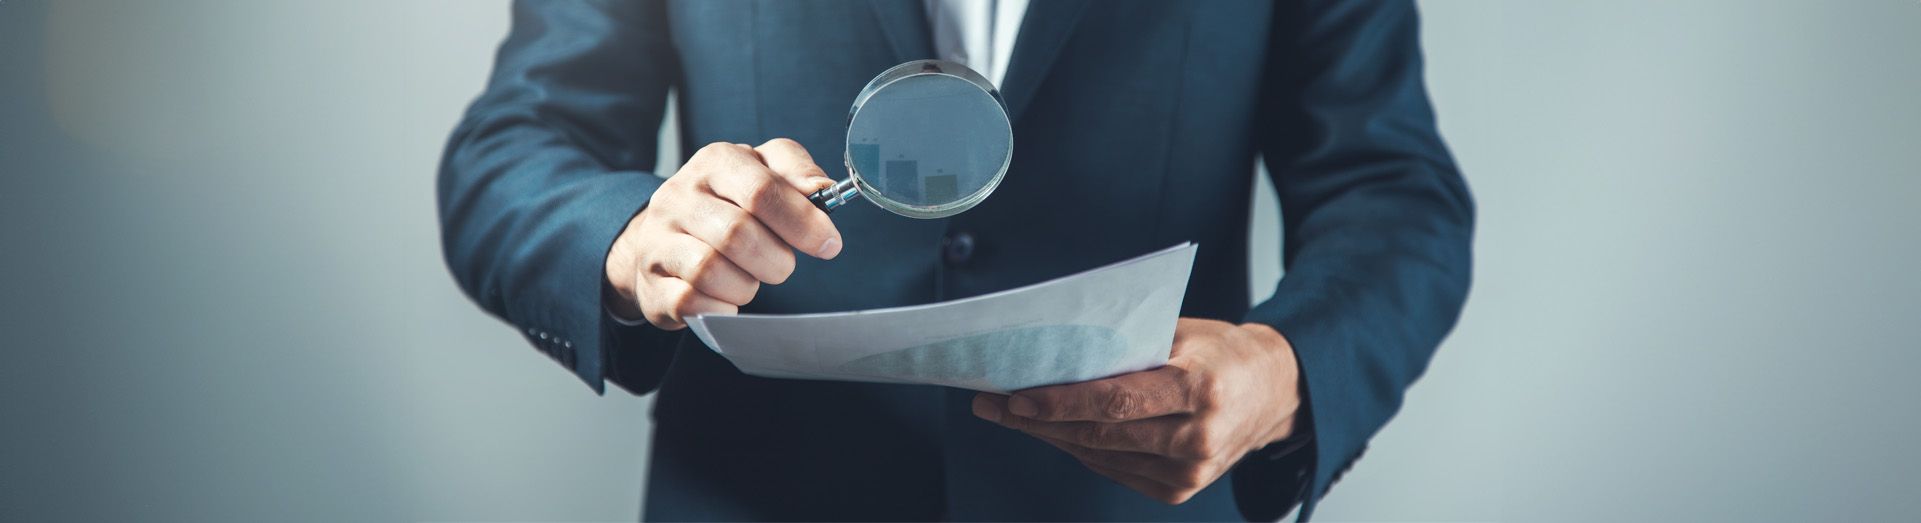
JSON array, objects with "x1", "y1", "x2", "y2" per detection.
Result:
[
  {"x1": 685, "y1": 242, "x2": 1305, "y2": 505},
  {"x1": 971, "y1": 318, "x2": 1306, "y2": 505}
]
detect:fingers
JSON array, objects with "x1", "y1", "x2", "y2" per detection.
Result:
[
  {"x1": 646, "y1": 234, "x2": 759, "y2": 307},
  {"x1": 1083, "y1": 461, "x2": 1193, "y2": 505},
  {"x1": 665, "y1": 197, "x2": 798, "y2": 285},
  {"x1": 975, "y1": 393, "x2": 1203, "y2": 457},
  {"x1": 637, "y1": 277, "x2": 737, "y2": 330},
  {"x1": 1029, "y1": 434, "x2": 1218, "y2": 499},
  {"x1": 1027, "y1": 434, "x2": 1196, "y2": 504},
  {"x1": 755, "y1": 138, "x2": 837, "y2": 193},
  {"x1": 698, "y1": 142, "x2": 843, "y2": 260},
  {"x1": 1008, "y1": 364, "x2": 1197, "y2": 422},
  {"x1": 618, "y1": 139, "x2": 841, "y2": 331}
]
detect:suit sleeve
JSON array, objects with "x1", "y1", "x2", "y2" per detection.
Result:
[
  {"x1": 437, "y1": 0, "x2": 684, "y2": 396},
  {"x1": 1233, "y1": 1, "x2": 1475, "y2": 520}
]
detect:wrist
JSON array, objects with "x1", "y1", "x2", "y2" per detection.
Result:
[
  {"x1": 603, "y1": 208, "x2": 649, "y2": 321},
  {"x1": 1238, "y1": 322, "x2": 1304, "y2": 446}
]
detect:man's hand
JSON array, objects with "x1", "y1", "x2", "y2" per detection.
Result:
[
  {"x1": 604, "y1": 139, "x2": 843, "y2": 330},
  {"x1": 971, "y1": 318, "x2": 1303, "y2": 504}
]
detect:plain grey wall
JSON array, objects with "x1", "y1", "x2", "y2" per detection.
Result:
[{"x1": 2, "y1": 1, "x2": 1917, "y2": 521}]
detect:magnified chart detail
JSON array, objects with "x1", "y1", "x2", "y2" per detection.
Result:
[{"x1": 846, "y1": 73, "x2": 1011, "y2": 211}]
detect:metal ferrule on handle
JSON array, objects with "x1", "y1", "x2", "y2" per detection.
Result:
[{"x1": 808, "y1": 177, "x2": 862, "y2": 214}]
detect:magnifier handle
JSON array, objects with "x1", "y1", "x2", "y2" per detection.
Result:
[{"x1": 808, "y1": 177, "x2": 862, "y2": 215}]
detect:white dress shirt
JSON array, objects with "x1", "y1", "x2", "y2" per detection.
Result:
[{"x1": 924, "y1": 0, "x2": 1028, "y2": 87}]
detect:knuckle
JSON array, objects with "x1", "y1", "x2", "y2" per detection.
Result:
[
  {"x1": 668, "y1": 285, "x2": 702, "y2": 316},
  {"x1": 686, "y1": 249, "x2": 720, "y2": 283},
  {"x1": 1016, "y1": 390, "x2": 1056, "y2": 419},
  {"x1": 1171, "y1": 431, "x2": 1201, "y2": 458},
  {"x1": 697, "y1": 141, "x2": 734, "y2": 157},
  {"x1": 765, "y1": 248, "x2": 796, "y2": 284},
  {"x1": 1195, "y1": 375, "x2": 1225, "y2": 410},
  {"x1": 726, "y1": 143, "x2": 756, "y2": 159},
  {"x1": 731, "y1": 143, "x2": 762, "y2": 162},
  {"x1": 642, "y1": 292, "x2": 683, "y2": 328},
  {"x1": 1075, "y1": 423, "x2": 1109, "y2": 447},
  {"x1": 651, "y1": 180, "x2": 690, "y2": 206},
  {"x1": 796, "y1": 162, "x2": 828, "y2": 180},
  {"x1": 733, "y1": 175, "x2": 775, "y2": 213},
  {"x1": 749, "y1": 177, "x2": 789, "y2": 213},
  {"x1": 1171, "y1": 466, "x2": 1208, "y2": 489},
  {"x1": 676, "y1": 175, "x2": 709, "y2": 196},
  {"x1": 1180, "y1": 431, "x2": 1219, "y2": 459},
  {"x1": 672, "y1": 286, "x2": 710, "y2": 319},
  {"x1": 714, "y1": 217, "x2": 752, "y2": 252},
  {"x1": 1125, "y1": 423, "x2": 1160, "y2": 449},
  {"x1": 1202, "y1": 460, "x2": 1230, "y2": 483},
  {"x1": 1103, "y1": 390, "x2": 1140, "y2": 420},
  {"x1": 686, "y1": 145, "x2": 723, "y2": 168}
]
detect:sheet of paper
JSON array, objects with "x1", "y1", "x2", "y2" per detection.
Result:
[{"x1": 685, "y1": 243, "x2": 1197, "y2": 393}]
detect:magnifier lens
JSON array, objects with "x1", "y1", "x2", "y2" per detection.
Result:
[{"x1": 812, "y1": 60, "x2": 1012, "y2": 219}]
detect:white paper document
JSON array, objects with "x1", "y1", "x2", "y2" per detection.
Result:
[{"x1": 685, "y1": 243, "x2": 1198, "y2": 393}]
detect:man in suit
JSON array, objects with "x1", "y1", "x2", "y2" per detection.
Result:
[{"x1": 438, "y1": 0, "x2": 1472, "y2": 520}]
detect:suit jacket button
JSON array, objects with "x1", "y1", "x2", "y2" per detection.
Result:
[{"x1": 944, "y1": 232, "x2": 975, "y2": 265}]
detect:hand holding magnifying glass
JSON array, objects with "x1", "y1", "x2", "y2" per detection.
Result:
[{"x1": 606, "y1": 60, "x2": 1011, "y2": 329}]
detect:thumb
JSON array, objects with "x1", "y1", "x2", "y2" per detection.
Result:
[{"x1": 754, "y1": 138, "x2": 837, "y2": 194}]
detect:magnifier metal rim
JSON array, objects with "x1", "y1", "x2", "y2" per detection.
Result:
[{"x1": 843, "y1": 59, "x2": 1013, "y2": 220}]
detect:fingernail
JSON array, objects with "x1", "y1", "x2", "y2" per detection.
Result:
[
  {"x1": 815, "y1": 237, "x2": 841, "y2": 259},
  {"x1": 971, "y1": 395, "x2": 1002, "y2": 423},
  {"x1": 1008, "y1": 395, "x2": 1038, "y2": 418},
  {"x1": 807, "y1": 176, "x2": 836, "y2": 191}
]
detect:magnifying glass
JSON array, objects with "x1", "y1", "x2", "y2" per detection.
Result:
[{"x1": 808, "y1": 59, "x2": 1013, "y2": 219}]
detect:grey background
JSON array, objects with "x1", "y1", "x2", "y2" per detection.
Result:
[{"x1": 2, "y1": 1, "x2": 1916, "y2": 521}]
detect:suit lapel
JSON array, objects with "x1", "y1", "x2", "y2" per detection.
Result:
[
  {"x1": 867, "y1": 0, "x2": 935, "y2": 63},
  {"x1": 1000, "y1": 0, "x2": 1094, "y2": 124}
]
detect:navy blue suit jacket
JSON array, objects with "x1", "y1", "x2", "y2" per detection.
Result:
[{"x1": 438, "y1": 0, "x2": 1472, "y2": 520}]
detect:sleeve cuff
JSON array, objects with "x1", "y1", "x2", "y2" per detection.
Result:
[
  {"x1": 606, "y1": 304, "x2": 650, "y2": 326},
  {"x1": 1231, "y1": 391, "x2": 1319, "y2": 521}
]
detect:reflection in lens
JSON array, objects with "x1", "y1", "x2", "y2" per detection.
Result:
[{"x1": 847, "y1": 73, "x2": 1011, "y2": 211}]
